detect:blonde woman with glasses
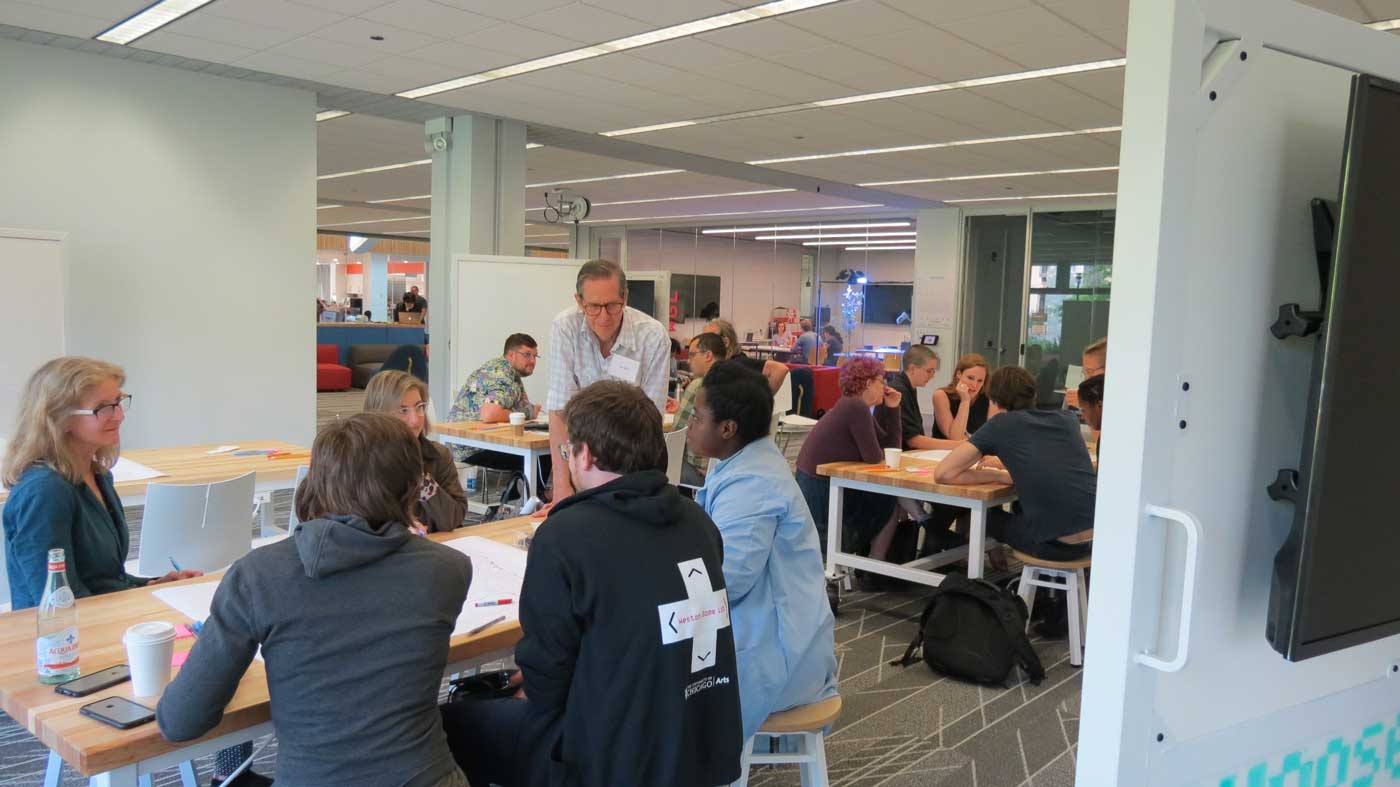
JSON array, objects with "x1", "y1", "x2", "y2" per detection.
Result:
[
  {"x1": 363, "y1": 371, "x2": 467, "y2": 533},
  {"x1": 1, "y1": 357, "x2": 202, "y2": 609}
]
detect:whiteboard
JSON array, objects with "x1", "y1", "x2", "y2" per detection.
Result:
[
  {"x1": 452, "y1": 254, "x2": 585, "y2": 409},
  {"x1": 0, "y1": 229, "x2": 65, "y2": 440}
]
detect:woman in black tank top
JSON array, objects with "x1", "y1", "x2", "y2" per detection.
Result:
[{"x1": 932, "y1": 354, "x2": 990, "y2": 440}]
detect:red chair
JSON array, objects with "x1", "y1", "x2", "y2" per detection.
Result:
[
  {"x1": 316, "y1": 344, "x2": 352, "y2": 392},
  {"x1": 785, "y1": 362, "x2": 841, "y2": 417}
]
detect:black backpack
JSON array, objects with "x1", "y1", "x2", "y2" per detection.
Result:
[{"x1": 892, "y1": 575, "x2": 1045, "y2": 686}]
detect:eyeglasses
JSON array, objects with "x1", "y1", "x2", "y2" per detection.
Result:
[
  {"x1": 558, "y1": 442, "x2": 572, "y2": 462},
  {"x1": 71, "y1": 395, "x2": 132, "y2": 420},
  {"x1": 397, "y1": 402, "x2": 429, "y2": 417},
  {"x1": 511, "y1": 349, "x2": 540, "y2": 361},
  {"x1": 580, "y1": 302, "x2": 624, "y2": 316}
]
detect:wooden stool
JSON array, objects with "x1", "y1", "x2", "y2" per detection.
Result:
[
  {"x1": 1013, "y1": 551, "x2": 1091, "y2": 667},
  {"x1": 734, "y1": 695, "x2": 843, "y2": 787}
]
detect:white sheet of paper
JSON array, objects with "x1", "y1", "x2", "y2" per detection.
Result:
[
  {"x1": 606, "y1": 352, "x2": 640, "y2": 383},
  {"x1": 439, "y1": 536, "x2": 528, "y2": 635},
  {"x1": 904, "y1": 449, "x2": 951, "y2": 462},
  {"x1": 206, "y1": 445, "x2": 240, "y2": 455},
  {"x1": 111, "y1": 456, "x2": 168, "y2": 483}
]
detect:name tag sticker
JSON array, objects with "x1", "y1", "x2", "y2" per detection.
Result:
[{"x1": 607, "y1": 353, "x2": 641, "y2": 383}]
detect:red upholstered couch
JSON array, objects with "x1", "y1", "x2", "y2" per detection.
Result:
[{"x1": 316, "y1": 344, "x2": 352, "y2": 392}]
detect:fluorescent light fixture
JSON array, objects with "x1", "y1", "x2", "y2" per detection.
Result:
[
  {"x1": 316, "y1": 110, "x2": 350, "y2": 122},
  {"x1": 860, "y1": 166, "x2": 1119, "y2": 187},
  {"x1": 526, "y1": 169, "x2": 683, "y2": 188},
  {"x1": 525, "y1": 143, "x2": 544, "y2": 149},
  {"x1": 601, "y1": 59, "x2": 1125, "y2": 137},
  {"x1": 584, "y1": 203, "x2": 882, "y2": 225},
  {"x1": 527, "y1": 188, "x2": 794, "y2": 211},
  {"x1": 945, "y1": 192, "x2": 1117, "y2": 203},
  {"x1": 320, "y1": 216, "x2": 430, "y2": 228},
  {"x1": 316, "y1": 204, "x2": 343, "y2": 211},
  {"x1": 846, "y1": 246, "x2": 915, "y2": 251},
  {"x1": 396, "y1": 0, "x2": 841, "y2": 99},
  {"x1": 753, "y1": 231, "x2": 915, "y2": 240},
  {"x1": 749, "y1": 127, "x2": 1122, "y2": 165},
  {"x1": 368, "y1": 194, "x2": 431, "y2": 204},
  {"x1": 95, "y1": 0, "x2": 216, "y2": 45},
  {"x1": 1366, "y1": 18, "x2": 1400, "y2": 30},
  {"x1": 801, "y1": 239, "x2": 915, "y2": 246},
  {"x1": 702, "y1": 221, "x2": 911, "y2": 234},
  {"x1": 318, "y1": 159, "x2": 431, "y2": 181}
]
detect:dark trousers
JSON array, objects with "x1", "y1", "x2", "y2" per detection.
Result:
[
  {"x1": 986, "y1": 508, "x2": 1092, "y2": 562},
  {"x1": 795, "y1": 469, "x2": 896, "y2": 556},
  {"x1": 440, "y1": 698, "x2": 536, "y2": 787}
]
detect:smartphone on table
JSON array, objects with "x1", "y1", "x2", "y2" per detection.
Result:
[
  {"x1": 80, "y1": 696, "x2": 156, "y2": 729},
  {"x1": 55, "y1": 665, "x2": 130, "y2": 698}
]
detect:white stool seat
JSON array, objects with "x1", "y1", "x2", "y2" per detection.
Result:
[
  {"x1": 733, "y1": 695, "x2": 842, "y2": 787},
  {"x1": 1014, "y1": 551, "x2": 1091, "y2": 667}
]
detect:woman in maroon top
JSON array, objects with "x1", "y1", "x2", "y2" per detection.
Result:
[{"x1": 795, "y1": 356, "x2": 903, "y2": 557}]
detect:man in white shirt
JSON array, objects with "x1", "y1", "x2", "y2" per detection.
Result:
[{"x1": 546, "y1": 259, "x2": 671, "y2": 503}]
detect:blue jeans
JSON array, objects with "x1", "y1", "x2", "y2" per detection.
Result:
[{"x1": 795, "y1": 469, "x2": 896, "y2": 556}]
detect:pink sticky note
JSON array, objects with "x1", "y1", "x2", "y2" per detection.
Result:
[
  {"x1": 171, "y1": 650, "x2": 190, "y2": 668},
  {"x1": 174, "y1": 624, "x2": 194, "y2": 639}
]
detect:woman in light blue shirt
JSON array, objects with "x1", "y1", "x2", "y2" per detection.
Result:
[{"x1": 688, "y1": 361, "x2": 838, "y2": 743}]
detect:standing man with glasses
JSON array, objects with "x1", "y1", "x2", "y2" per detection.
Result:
[{"x1": 545, "y1": 259, "x2": 670, "y2": 506}]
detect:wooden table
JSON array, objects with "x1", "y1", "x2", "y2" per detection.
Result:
[
  {"x1": 0, "y1": 517, "x2": 535, "y2": 787},
  {"x1": 818, "y1": 453, "x2": 1017, "y2": 588},
  {"x1": 435, "y1": 422, "x2": 551, "y2": 501}
]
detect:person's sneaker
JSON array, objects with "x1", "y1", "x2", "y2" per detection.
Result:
[{"x1": 211, "y1": 771, "x2": 274, "y2": 787}]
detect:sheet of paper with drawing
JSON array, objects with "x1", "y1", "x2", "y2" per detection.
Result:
[{"x1": 439, "y1": 536, "x2": 528, "y2": 635}]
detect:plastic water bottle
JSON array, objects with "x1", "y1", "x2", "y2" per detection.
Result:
[
  {"x1": 36, "y1": 548, "x2": 80, "y2": 684},
  {"x1": 465, "y1": 469, "x2": 478, "y2": 494}
]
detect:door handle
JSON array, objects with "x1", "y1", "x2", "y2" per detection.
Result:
[{"x1": 1134, "y1": 505, "x2": 1202, "y2": 673}]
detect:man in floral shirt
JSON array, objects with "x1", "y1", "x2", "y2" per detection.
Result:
[
  {"x1": 675, "y1": 332, "x2": 726, "y2": 486},
  {"x1": 448, "y1": 334, "x2": 540, "y2": 466}
]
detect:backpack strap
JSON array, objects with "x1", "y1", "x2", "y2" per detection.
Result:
[{"x1": 890, "y1": 587, "x2": 946, "y2": 667}]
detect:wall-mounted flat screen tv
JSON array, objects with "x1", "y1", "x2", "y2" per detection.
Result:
[
  {"x1": 626, "y1": 279, "x2": 656, "y2": 318},
  {"x1": 1267, "y1": 74, "x2": 1400, "y2": 661},
  {"x1": 864, "y1": 284, "x2": 913, "y2": 325}
]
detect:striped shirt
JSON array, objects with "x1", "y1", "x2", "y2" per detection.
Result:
[{"x1": 545, "y1": 305, "x2": 671, "y2": 413}]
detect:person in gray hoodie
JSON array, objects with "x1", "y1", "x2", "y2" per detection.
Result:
[{"x1": 157, "y1": 413, "x2": 473, "y2": 787}]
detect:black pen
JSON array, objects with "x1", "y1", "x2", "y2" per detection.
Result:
[{"x1": 467, "y1": 615, "x2": 507, "y2": 636}]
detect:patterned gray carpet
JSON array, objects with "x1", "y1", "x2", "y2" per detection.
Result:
[{"x1": 0, "y1": 393, "x2": 1081, "y2": 786}]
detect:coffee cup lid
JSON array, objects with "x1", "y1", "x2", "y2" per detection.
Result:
[{"x1": 124, "y1": 621, "x2": 177, "y2": 645}]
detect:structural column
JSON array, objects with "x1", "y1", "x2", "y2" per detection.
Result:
[
  {"x1": 425, "y1": 114, "x2": 527, "y2": 410},
  {"x1": 368, "y1": 252, "x2": 389, "y2": 321},
  {"x1": 912, "y1": 207, "x2": 964, "y2": 416}
]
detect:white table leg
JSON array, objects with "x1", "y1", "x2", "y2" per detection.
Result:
[
  {"x1": 523, "y1": 449, "x2": 540, "y2": 501},
  {"x1": 178, "y1": 760, "x2": 198, "y2": 787},
  {"x1": 825, "y1": 480, "x2": 844, "y2": 577},
  {"x1": 258, "y1": 496, "x2": 277, "y2": 538},
  {"x1": 89, "y1": 764, "x2": 140, "y2": 787},
  {"x1": 968, "y1": 501, "x2": 987, "y2": 579},
  {"x1": 44, "y1": 750, "x2": 62, "y2": 787}
]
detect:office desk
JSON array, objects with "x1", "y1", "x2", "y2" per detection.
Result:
[
  {"x1": 0, "y1": 517, "x2": 535, "y2": 787},
  {"x1": 818, "y1": 454, "x2": 1016, "y2": 588}
]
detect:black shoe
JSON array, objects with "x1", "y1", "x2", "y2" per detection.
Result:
[{"x1": 212, "y1": 771, "x2": 274, "y2": 787}]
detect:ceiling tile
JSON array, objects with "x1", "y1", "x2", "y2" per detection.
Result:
[
  {"x1": 331, "y1": 67, "x2": 419, "y2": 93},
  {"x1": 292, "y1": 0, "x2": 393, "y2": 14},
  {"x1": 968, "y1": 78, "x2": 1120, "y2": 128},
  {"x1": 698, "y1": 56, "x2": 864, "y2": 101},
  {"x1": 512, "y1": 2, "x2": 653, "y2": 44},
  {"x1": 271, "y1": 35, "x2": 386, "y2": 67},
  {"x1": 878, "y1": 0, "x2": 1036, "y2": 26},
  {"x1": 163, "y1": 11, "x2": 303, "y2": 50},
  {"x1": 1297, "y1": 0, "x2": 1371, "y2": 20},
  {"x1": 767, "y1": 44, "x2": 933, "y2": 93},
  {"x1": 432, "y1": 0, "x2": 575, "y2": 21},
  {"x1": 310, "y1": 16, "x2": 443, "y2": 52},
  {"x1": 232, "y1": 49, "x2": 343, "y2": 81},
  {"x1": 1037, "y1": 0, "x2": 1129, "y2": 34},
  {"x1": 511, "y1": 68, "x2": 724, "y2": 117},
  {"x1": 628, "y1": 37, "x2": 751, "y2": 70},
  {"x1": 1053, "y1": 67, "x2": 1124, "y2": 109},
  {"x1": 0, "y1": 0, "x2": 118, "y2": 37},
  {"x1": 581, "y1": 0, "x2": 736, "y2": 26},
  {"x1": 358, "y1": 54, "x2": 466, "y2": 83},
  {"x1": 206, "y1": 0, "x2": 345, "y2": 35},
  {"x1": 844, "y1": 25, "x2": 1022, "y2": 81},
  {"x1": 134, "y1": 30, "x2": 258, "y2": 63},
  {"x1": 407, "y1": 39, "x2": 516, "y2": 71},
  {"x1": 455, "y1": 23, "x2": 577, "y2": 59},
  {"x1": 783, "y1": 0, "x2": 925, "y2": 38},
  {"x1": 697, "y1": 18, "x2": 830, "y2": 56},
  {"x1": 1358, "y1": 0, "x2": 1400, "y2": 19},
  {"x1": 358, "y1": 0, "x2": 498, "y2": 37}
]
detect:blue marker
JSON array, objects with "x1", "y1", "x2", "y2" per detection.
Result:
[{"x1": 169, "y1": 556, "x2": 183, "y2": 572}]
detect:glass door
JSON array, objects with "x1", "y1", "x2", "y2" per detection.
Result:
[
  {"x1": 960, "y1": 214, "x2": 1028, "y2": 368},
  {"x1": 1023, "y1": 210, "x2": 1115, "y2": 405}
]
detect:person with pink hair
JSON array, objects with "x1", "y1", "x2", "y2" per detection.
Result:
[{"x1": 794, "y1": 356, "x2": 903, "y2": 557}]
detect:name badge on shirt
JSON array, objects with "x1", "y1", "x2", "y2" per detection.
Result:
[{"x1": 606, "y1": 352, "x2": 641, "y2": 383}]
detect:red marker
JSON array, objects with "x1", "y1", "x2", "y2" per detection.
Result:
[{"x1": 474, "y1": 599, "x2": 515, "y2": 607}]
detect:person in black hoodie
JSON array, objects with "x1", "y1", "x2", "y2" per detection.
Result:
[
  {"x1": 441, "y1": 380, "x2": 743, "y2": 787},
  {"x1": 157, "y1": 414, "x2": 473, "y2": 787}
]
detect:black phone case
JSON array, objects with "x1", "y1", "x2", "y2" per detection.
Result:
[
  {"x1": 56, "y1": 666, "x2": 130, "y2": 697},
  {"x1": 80, "y1": 697, "x2": 156, "y2": 729}
]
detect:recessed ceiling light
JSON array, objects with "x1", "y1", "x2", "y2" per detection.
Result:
[
  {"x1": 396, "y1": 0, "x2": 842, "y2": 99},
  {"x1": 945, "y1": 192, "x2": 1117, "y2": 203},
  {"x1": 527, "y1": 188, "x2": 794, "y2": 210},
  {"x1": 1366, "y1": 17, "x2": 1400, "y2": 30},
  {"x1": 368, "y1": 194, "x2": 431, "y2": 204},
  {"x1": 318, "y1": 159, "x2": 431, "y2": 180},
  {"x1": 860, "y1": 166, "x2": 1119, "y2": 187},
  {"x1": 802, "y1": 239, "x2": 915, "y2": 246},
  {"x1": 526, "y1": 169, "x2": 684, "y2": 188},
  {"x1": 601, "y1": 59, "x2": 1126, "y2": 137},
  {"x1": 525, "y1": 143, "x2": 544, "y2": 149},
  {"x1": 703, "y1": 221, "x2": 911, "y2": 234},
  {"x1": 845, "y1": 245, "x2": 915, "y2": 251},
  {"x1": 584, "y1": 204, "x2": 882, "y2": 224},
  {"x1": 320, "y1": 216, "x2": 431, "y2": 228},
  {"x1": 749, "y1": 127, "x2": 1122, "y2": 165},
  {"x1": 754, "y1": 232, "x2": 916, "y2": 240},
  {"x1": 95, "y1": 0, "x2": 217, "y2": 45},
  {"x1": 316, "y1": 110, "x2": 350, "y2": 122}
]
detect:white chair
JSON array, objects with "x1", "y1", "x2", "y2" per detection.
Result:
[
  {"x1": 664, "y1": 426, "x2": 689, "y2": 485},
  {"x1": 1014, "y1": 551, "x2": 1091, "y2": 667},
  {"x1": 773, "y1": 372, "x2": 793, "y2": 416},
  {"x1": 734, "y1": 695, "x2": 842, "y2": 787},
  {"x1": 137, "y1": 472, "x2": 256, "y2": 575},
  {"x1": 285, "y1": 464, "x2": 312, "y2": 533}
]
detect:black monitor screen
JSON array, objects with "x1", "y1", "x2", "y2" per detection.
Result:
[
  {"x1": 1268, "y1": 74, "x2": 1400, "y2": 661},
  {"x1": 627, "y1": 279, "x2": 656, "y2": 318},
  {"x1": 864, "y1": 284, "x2": 912, "y2": 325}
]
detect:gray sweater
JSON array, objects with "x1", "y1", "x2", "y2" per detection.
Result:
[{"x1": 157, "y1": 516, "x2": 472, "y2": 787}]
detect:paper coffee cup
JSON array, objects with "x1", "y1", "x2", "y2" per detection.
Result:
[
  {"x1": 509, "y1": 412, "x2": 526, "y2": 426},
  {"x1": 124, "y1": 621, "x2": 177, "y2": 697},
  {"x1": 884, "y1": 448, "x2": 902, "y2": 470}
]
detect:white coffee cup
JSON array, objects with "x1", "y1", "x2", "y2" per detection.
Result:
[
  {"x1": 124, "y1": 621, "x2": 177, "y2": 697},
  {"x1": 509, "y1": 412, "x2": 527, "y2": 426},
  {"x1": 884, "y1": 447, "x2": 902, "y2": 470}
]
